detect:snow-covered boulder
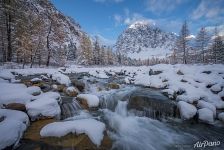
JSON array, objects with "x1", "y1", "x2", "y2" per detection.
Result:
[
  {"x1": 52, "y1": 72, "x2": 71, "y2": 86},
  {"x1": 30, "y1": 78, "x2": 42, "y2": 84},
  {"x1": 218, "y1": 112, "x2": 224, "y2": 122},
  {"x1": 210, "y1": 84, "x2": 222, "y2": 93},
  {"x1": 197, "y1": 100, "x2": 216, "y2": 117},
  {"x1": 64, "y1": 86, "x2": 79, "y2": 97},
  {"x1": 0, "y1": 109, "x2": 29, "y2": 149},
  {"x1": 40, "y1": 118, "x2": 105, "y2": 147},
  {"x1": 198, "y1": 108, "x2": 214, "y2": 124},
  {"x1": 177, "y1": 101, "x2": 197, "y2": 120},
  {"x1": 40, "y1": 75, "x2": 49, "y2": 81},
  {"x1": 36, "y1": 92, "x2": 61, "y2": 101},
  {"x1": 0, "y1": 71, "x2": 14, "y2": 81},
  {"x1": 26, "y1": 86, "x2": 42, "y2": 96},
  {"x1": 26, "y1": 92, "x2": 61, "y2": 120},
  {"x1": 77, "y1": 94, "x2": 100, "y2": 108},
  {"x1": 0, "y1": 82, "x2": 34, "y2": 105}
]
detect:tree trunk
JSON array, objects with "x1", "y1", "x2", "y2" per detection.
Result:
[
  {"x1": 0, "y1": 29, "x2": 6, "y2": 62},
  {"x1": 5, "y1": 0, "x2": 12, "y2": 62},
  {"x1": 46, "y1": 21, "x2": 52, "y2": 66},
  {"x1": 30, "y1": 39, "x2": 41, "y2": 68}
]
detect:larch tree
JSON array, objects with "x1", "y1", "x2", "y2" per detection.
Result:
[
  {"x1": 67, "y1": 40, "x2": 77, "y2": 61},
  {"x1": 93, "y1": 36, "x2": 101, "y2": 65},
  {"x1": 176, "y1": 21, "x2": 190, "y2": 64},
  {"x1": 211, "y1": 27, "x2": 224, "y2": 63},
  {"x1": 79, "y1": 34, "x2": 92, "y2": 65},
  {"x1": 45, "y1": 13, "x2": 66, "y2": 66},
  {"x1": 0, "y1": 0, "x2": 17, "y2": 62},
  {"x1": 100, "y1": 45, "x2": 106, "y2": 65},
  {"x1": 195, "y1": 27, "x2": 209, "y2": 63}
]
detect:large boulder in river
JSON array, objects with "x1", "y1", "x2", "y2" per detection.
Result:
[
  {"x1": 177, "y1": 101, "x2": 197, "y2": 120},
  {"x1": 71, "y1": 79, "x2": 85, "y2": 92},
  {"x1": 128, "y1": 88, "x2": 178, "y2": 118}
]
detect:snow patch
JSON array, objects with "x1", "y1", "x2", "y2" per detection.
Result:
[
  {"x1": 197, "y1": 100, "x2": 216, "y2": 116},
  {"x1": 40, "y1": 118, "x2": 105, "y2": 146},
  {"x1": 0, "y1": 82, "x2": 34, "y2": 105},
  {"x1": 198, "y1": 108, "x2": 214, "y2": 124},
  {"x1": 26, "y1": 92, "x2": 61, "y2": 120},
  {"x1": 177, "y1": 101, "x2": 197, "y2": 120},
  {"x1": 52, "y1": 72, "x2": 71, "y2": 86},
  {"x1": 0, "y1": 109, "x2": 29, "y2": 149},
  {"x1": 77, "y1": 94, "x2": 100, "y2": 107}
]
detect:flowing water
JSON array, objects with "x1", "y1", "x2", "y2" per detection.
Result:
[
  {"x1": 100, "y1": 86, "x2": 224, "y2": 150},
  {"x1": 17, "y1": 74, "x2": 224, "y2": 150},
  {"x1": 60, "y1": 97, "x2": 82, "y2": 120}
]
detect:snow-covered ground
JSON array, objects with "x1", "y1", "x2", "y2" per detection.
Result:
[
  {"x1": 0, "y1": 109, "x2": 29, "y2": 149},
  {"x1": 1, "y1": 64, "x2": 224, "y2": 111},
  {"x1": 0, "y1": 63, "x2": 224, "y2": 148},
  {"x1": 127, "y1": 47, "x2": 172, "y2": 60}
]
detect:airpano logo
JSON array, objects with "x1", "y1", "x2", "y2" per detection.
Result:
[{"x1": 194, "y1": 140, "x2": 221, "y2": 148}]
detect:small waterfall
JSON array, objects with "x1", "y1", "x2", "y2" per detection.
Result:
[
  {"x1": 127, "y1": 88, "x2": 179, "y2": 120},
  {"x1": 100, "y1": 86, "x2": 136, "y2": 111},
  {"x1": 103, "y1": 100, "x2": 187, "y2": 150},
  {"x1": 115, "y1": 101, "x2": 128, "y2": 117},
  {"x1": 60, "y1": 99, "x2": 82, "y2": 120},
  {"x1": 128, "y1": 97, "x2": 179, "y2": 120}
]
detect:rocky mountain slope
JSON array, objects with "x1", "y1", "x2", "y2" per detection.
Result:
[
  {"x1": 115, "y1": 21, "x2": 177, "y2": 60},
  {"x1": 30, "y1": 0, "x2": 86, "y2": 45},
  {"x1": 0, "y1": 0, "x2": 90, "y2": 65}
]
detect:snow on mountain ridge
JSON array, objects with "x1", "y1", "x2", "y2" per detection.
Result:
[
  {"x1": 116, "y1": 21, "x2": 177, "y2": 60},
  {"x1": 129, "y1": 20, "x2": 155, "y2": 29}
]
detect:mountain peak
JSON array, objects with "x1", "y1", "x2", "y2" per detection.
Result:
[
  {"x1": 116, "y1": 21, "x2": 176, "y2": 60},
  {"x1": 129, "y1": 20, "x2": 153, "y2": 29}
]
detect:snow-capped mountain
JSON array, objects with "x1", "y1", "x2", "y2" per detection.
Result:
[{"x1": 115, "y1": 21, "x2": 177, "y2": 59}]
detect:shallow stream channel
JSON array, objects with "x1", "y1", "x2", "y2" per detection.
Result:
[{"x1": 16, "y1": 72, "x2": 224, "y2": 150}]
